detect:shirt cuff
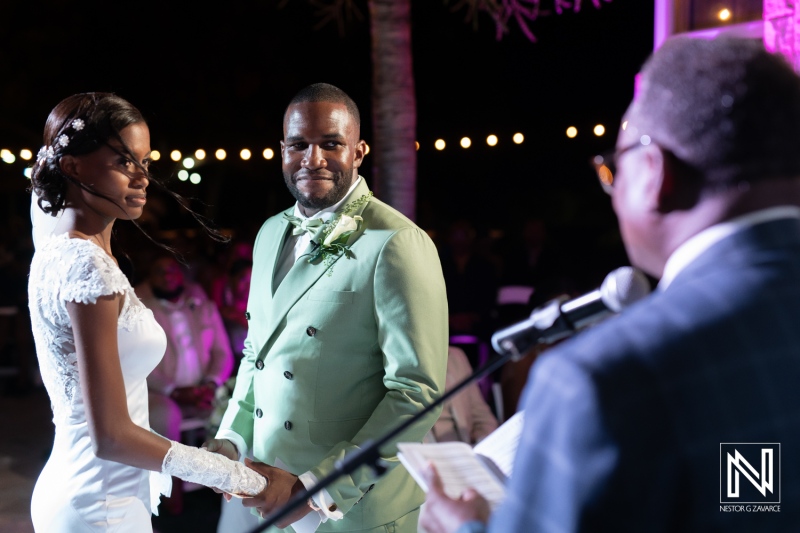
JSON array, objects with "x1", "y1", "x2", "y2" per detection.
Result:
[
  {"x1": 214, "y1": 429, "x2": 248, "y2": 461},
  {"x1": 456, "y1": 521, "x2": 488, "y2": 533},
  {"x1": 201, "y1": 377, "x2": 221, "y2": 387},
  {"x1": 153, "y1": 384, "x2": 175, "y2": 396},
  {"x1": 298, "y1": 471, "x2": 344, "y2": 522}
]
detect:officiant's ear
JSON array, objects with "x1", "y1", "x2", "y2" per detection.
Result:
[{"x1": 353, "y1": 139, "x2": 366, "y2": 169}]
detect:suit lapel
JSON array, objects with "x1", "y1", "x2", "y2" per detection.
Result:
[
  {"x1": 269, "y1": 209, "x2": 294, "y2": 296},
  {"x1": 258, "y1": 179, "x2": 372, "y2": 359},
  {"x1": 340, "y1": 180, "x2": 371, "y2": 249}
]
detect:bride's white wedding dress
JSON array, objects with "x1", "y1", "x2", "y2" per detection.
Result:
[
  {"x1": 27, "y1": 195, "x2": 266, "y2": 531},
  {"x1": 29, "y1": 233, "x2": 169, "y2": 532}
]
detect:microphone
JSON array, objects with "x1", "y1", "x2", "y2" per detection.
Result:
[{"x1": 491, "y1": 266, "x2": 651, "y2": 359}]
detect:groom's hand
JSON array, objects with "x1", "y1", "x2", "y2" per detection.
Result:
[
  {"x1": 201, "y1": 438, "x2": 238, "y2": 461},
  {"x1": 241, "y1": 458, "x2": 314, "y2": 528},
  {"x1": 201, "y1": 438, "x2": 239, "y2": 500}
]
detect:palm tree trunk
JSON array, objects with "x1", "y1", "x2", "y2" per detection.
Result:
[{"x1": 368, "y1": 0, "x2": 417, "y2": 220}]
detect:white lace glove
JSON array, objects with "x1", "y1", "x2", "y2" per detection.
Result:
[{"x1": 161, "y1": 440, "x2": 267, "y2": 496}]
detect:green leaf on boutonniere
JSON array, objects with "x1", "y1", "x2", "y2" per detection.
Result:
[{"x1": 303, "y1": 192, "x2": 372, "y2": 275}]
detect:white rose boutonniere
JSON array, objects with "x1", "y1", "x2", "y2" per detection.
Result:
[
  {"x1": 323, "y1": 215, "x2": 362, "y2": 247},
  {"x1": 306, "y1": 192, "x2": 373, "y2": 274}
]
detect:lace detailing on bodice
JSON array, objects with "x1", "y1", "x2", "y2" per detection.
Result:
[{"x1": 29, "y1": 233, "x2": 152, "y2": 422}]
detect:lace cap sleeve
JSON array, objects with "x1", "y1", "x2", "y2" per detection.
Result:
[{"x1": 57, "y1": 237, "x2": 130, "y2": 305}]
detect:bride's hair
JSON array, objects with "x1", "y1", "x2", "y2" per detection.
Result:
[
  {"x1": 31, "y1": 92, "x2": 145, "y2": 215},
  {"x1": 30, "y1": 93, "x2": 227, "y2": 250}
]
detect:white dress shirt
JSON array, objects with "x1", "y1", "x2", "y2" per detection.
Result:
[
  {"x1": 273, "y1": 177, "x2": 363, "y2": 289},
  {"x1": 659, "y1": 206, "x2": 800, "y2": 290}
]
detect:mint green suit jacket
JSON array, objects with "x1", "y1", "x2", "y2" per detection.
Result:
[{"x1": 219, "y1": 179, "x2": 448, "y2": 531}]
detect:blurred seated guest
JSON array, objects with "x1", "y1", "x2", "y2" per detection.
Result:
[
  {"x1": 499, "y1": 275, "x2": 580, "y2": 417},
  {"x1": 207, "y1": 239, "x2": 253, "y2": 306},
  {"x1": 135, "y1": 254, "x2": 234, "y2": 512},
  {"x1": 0, "y1": 229, "x2": 35, "y2": 394},
  {"x1": 212, "y1": 258, "x2": 252, "y2": 364},
  {"x1": 497, "y1": 216, "x2": 553, "y2": 286},
  {"x1": 136, "y1": 254, "x2": 234, "y2": 436},
  {"x1": 425, "y1": 347, "x2": 498, "y2": 445},
  {"x1": 439, "y1": 219, "x2": 499, "y2": 342}
]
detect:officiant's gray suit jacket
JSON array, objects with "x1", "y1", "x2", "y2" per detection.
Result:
[{"x1": 487, "y1": 217, "x2": 800, "y2": 532}]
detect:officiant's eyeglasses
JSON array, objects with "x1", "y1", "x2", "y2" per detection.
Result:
[{"x1": 592, "y1": 135, "x2": 654, "y2": 195}]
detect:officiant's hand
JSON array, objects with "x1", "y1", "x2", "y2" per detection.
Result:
[
  {"x1": 241, "y1": 458, "x2": 314, "y2": 528},
  {"x1": 419, "y1": 463, "x2": 491, "y2": 533}
]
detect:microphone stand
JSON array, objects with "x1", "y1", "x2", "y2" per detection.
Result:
[{"x1": 246, "y1": 341, "x2": 528, "y2": 533}]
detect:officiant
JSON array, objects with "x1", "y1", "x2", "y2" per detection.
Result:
[{"x1": 419, "y1": 36, "x2": 800, "y2": 533}]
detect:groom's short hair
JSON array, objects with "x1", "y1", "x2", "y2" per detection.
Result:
[{"x1": 284, "y1": 83, "x2": 361, "y2": 131}]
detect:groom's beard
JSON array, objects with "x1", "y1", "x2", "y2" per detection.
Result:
[{"x1": 283, "y1": 167, "x2": 354, "y2": 211}]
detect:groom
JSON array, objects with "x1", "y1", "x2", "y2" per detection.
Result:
[{"x1": 206, "y1": 83, "x2": 448, "y2": 532}]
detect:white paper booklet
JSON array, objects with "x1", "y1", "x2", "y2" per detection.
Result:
[{"x1": 397, "y1": 410, "x2": 524, "y2": 510}]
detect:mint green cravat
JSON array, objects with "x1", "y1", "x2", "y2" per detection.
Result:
[{"x1": 284, "y1": 214, "x2": 326, "y2": 236}]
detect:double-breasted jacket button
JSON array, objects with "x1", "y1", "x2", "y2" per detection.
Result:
[
  {"x1": 284, "y1": 421, "x2": 293, "y2": 430},
  {"x1": 244, "y1": 312, "x2": 251, "y2": 320},
  {"x1": 306, "y1": 326, "x2": 317, "y2": 337},
  {"x1": 283, "y1": 371, "x2": 293, "y2": 380},
  {"x1": 255, "y1": 408, "x2": 263, "y2": 418},
  {"x1": 255, "y1": 360, "x2": 264, "y2": 370}
]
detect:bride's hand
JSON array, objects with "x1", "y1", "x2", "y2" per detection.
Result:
[{"x1": 201, "y1": 438, "x2": 239, "y2": 501}]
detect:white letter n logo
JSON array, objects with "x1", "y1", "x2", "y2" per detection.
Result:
[{"x1": 727, "y1": 448, "x2": 773, "y2": 497}]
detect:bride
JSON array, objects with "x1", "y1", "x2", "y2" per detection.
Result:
[{"x1": 28, "y1": 93, "x2": 265, "y2": 532}]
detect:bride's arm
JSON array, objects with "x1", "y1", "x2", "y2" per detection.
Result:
[
  {"x1": 70, "y1": 293, "x2": 169, "y2": 469},
  {"x1": 68, "y1": 294, "x2": 265, "y2": 496}
]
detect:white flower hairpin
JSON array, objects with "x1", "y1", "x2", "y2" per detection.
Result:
[
  {"x1": 36, "y1": 146, "x2": 55, "y2": 163},
  {"x1": 36, "y1": 117, "x2": 86, "y2": 164}
]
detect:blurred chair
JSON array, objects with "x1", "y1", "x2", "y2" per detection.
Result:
[
  {"x1": 496, "y1": 285, "x2": 534, "y2": 306},
  {"x1": 425, "y1": 346, "x2": 499, "y2": 444},
  {"x1": 178, "y1": 416, "x2": 207, "y2": 447}
]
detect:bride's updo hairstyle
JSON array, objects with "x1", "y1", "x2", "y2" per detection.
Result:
[
  {"x1": 31, "y1": 92, "x2": 146, "y2": 216},
  {"x1": 30, "y1": 92, "x2": 227, "y2": 251}
]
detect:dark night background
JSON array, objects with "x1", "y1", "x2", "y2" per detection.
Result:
[
  {"x1": 0, "y1": 0, "x2": 655, "y2": 289},
  {"x1": 0, "y1": 4, "x2": 656, "y2": 529}
]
